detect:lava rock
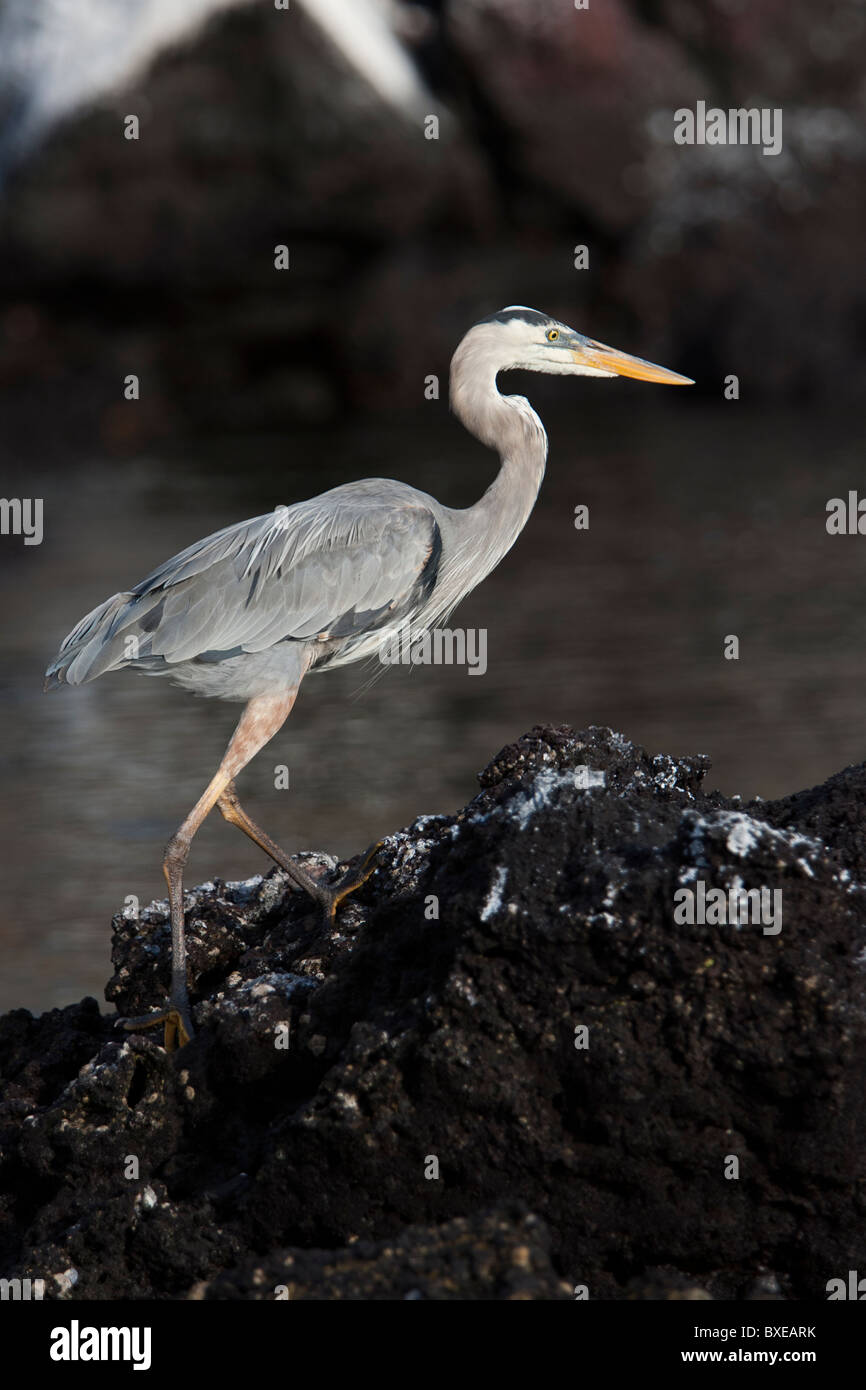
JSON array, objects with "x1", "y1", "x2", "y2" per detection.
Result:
[
  {"x1": 192, "y1": 1207, "x2": 571, "y2": 1301},
  {"x1": 1, "y1": 725, "x2": 864, "y2": 1299}
]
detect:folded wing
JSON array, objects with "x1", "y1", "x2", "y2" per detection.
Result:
[{"x1": 45, "y1": 480, "x2": 442, "y2": 688}]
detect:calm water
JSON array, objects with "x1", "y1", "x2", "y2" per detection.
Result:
[{"x1": 1, "y1": 392, "x2": 863, "y2": 1012}]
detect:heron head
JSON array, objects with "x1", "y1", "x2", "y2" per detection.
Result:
[{"x1": 473, "y1": 306, "x2": 693, "y2": 385}]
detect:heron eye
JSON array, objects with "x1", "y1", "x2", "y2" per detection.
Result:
[{"x1": 547, "y1": 328, "x2": 559, "y2": 342}]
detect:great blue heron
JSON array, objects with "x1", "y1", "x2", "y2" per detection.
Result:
[{"x1": 45, "y1": 306, "x2": 692, "y2": 1048}]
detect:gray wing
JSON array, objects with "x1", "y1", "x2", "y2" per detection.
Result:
[{"x1": 45, "y1": 480, "x2": 443, "y2": 687}]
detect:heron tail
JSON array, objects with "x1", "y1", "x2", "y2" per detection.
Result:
[{"x1": 43, "y1": 590, "x2": 161, "y2": 690}]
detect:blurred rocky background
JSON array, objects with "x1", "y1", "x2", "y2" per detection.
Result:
[
  {"x1": 1, "y1": 0, "x2": 865, "y2": 1013},
  {"x1": 0, "y1": 0, "x2": 864, "y2": 437}
]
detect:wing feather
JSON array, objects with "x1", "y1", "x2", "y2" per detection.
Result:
[{"x1": 45, "y1": 480, "x2": 442, "y2": 685}]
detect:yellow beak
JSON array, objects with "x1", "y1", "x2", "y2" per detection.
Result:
[{"x1": 573, "y1": 340, "x2": 694, "y2": 386}]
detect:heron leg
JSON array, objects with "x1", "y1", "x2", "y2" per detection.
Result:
[
  {"x1": 122, "y1": 689, "x2": 297, "y2": 1050},
  {"x1": 217, "y1": 780, "x2": 382, "y2": 922},
  {"x1": 319, "y1": 839, "x2": 383, "y2": 921}
]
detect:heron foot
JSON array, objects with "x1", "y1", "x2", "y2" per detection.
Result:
[
  {"x1": 122, "y1": 1006, "x2": 194, "y2": 1051},
  {"x1": 316, "y1": 840, "x2": 383, "y2": 922}
]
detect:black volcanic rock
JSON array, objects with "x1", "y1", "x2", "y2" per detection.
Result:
[{"x1": 1, "y1": 725, "x2": 864, "y2": 1300}]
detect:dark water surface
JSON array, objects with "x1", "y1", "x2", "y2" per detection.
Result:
[{"x1": 1, "y1": 393, "x2": 862, "y2": 1012}]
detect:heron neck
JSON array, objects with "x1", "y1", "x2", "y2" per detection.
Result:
[{"x1": 449, "y1": 374, "x2": 548, "y2": 583}]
